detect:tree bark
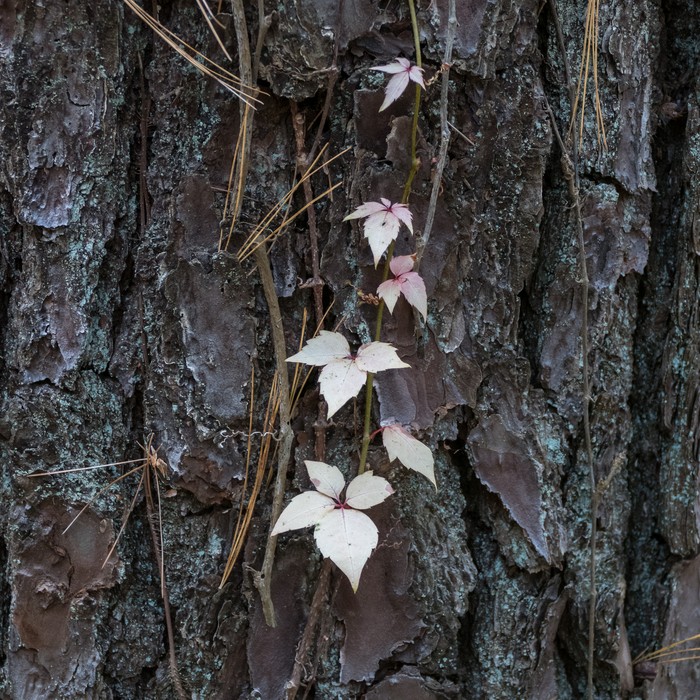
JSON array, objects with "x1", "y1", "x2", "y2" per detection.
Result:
[{"x1": 0, "y1": 0, "x2": 698, "y2": 698}]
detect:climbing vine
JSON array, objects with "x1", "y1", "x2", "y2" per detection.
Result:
[{"x1": 273, "y1": 5, "x2": 434, "y2": 590}]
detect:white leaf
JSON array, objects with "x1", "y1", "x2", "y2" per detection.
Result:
[
  {"x1": 364, "y1": 209, "x2": 401, "y2": 266},
  {"x1": 371, "y1": 57, "x2": 411, "y2": 74},
  {"x1": 382, "y1": 424, "x2": 436, "y2": 488},
  {"x1": 390, "y1": 204, "x2": 413, "y2": 234},
  {"x1": 271, "y1": 491, "x2": 335, "y2": 535},
  {"x1": 345, "y1": 471, "x2": 394, "y2": 509},
  {"x1": 400, "y1": 271, "x2": 428, "y2": 321},
  {"x1": 319, "y1": 358, "x2": 366, "y2": 418},
  {"x1": 286, "y1": 331, "x2": 350, "y2": 366},
  {"x1": 305, "y1": 460, "x2": 345, "y2": 500},
  {"x1": 370, "y1": 58, "x2": 425, "y2": 112},
  {"x1": 379, "y1": 71, "x2": 410, "y2": 111},
  {"x1": 343, "y1": 201, "x2": 413, "y2": 266},
  {"x1": 355, "y1": 342, "x2": 410, "y2": 373},
  {"x1": 314, "y1": 508, "x2": 379, "y2": 592},
  {"x1": 376, "y1": 278, "x2": 402, "y2": 313},
  {"x1": 343, "y1": 201, "x2": 386, "y2": 221}
]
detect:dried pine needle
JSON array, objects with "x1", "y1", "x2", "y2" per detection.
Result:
[
  {"x1": 634, "y1": 632, "x2": 700, "y2": 666},
  {"x1": 195, "y1": 0, "x2": 232, "y2": 62},
  {"x1": 569, "y1": 0, "x2": 607, "y2": 149},
  {"x1": 124, "y1": 0, "x2": 260, "y2": 106},
  {"x1": 235, "y1": 146, "x2": 349, "y2": 261},
  {"x1": 27, "y1": 434, "x2": 169, "y2": 567}
]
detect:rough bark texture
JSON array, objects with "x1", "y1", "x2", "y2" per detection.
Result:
[{"x1": 0, "y1": 0, "x2": 698, "y2": 698}]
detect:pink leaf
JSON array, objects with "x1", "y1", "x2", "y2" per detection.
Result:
[
  {"x1": 399, "y1": 271, "x2": 428, "y2": 321},
  {"x1": 314, "y1": 509, "x2": 379, "y2": 592},
  {"x1": 389, "y1": 255, "x2": 416, "y2": 276},
  {"x1": 407, "y1": 64, "x2": 426, "y2": 89},
  {"x1": 382, "y1": 424, "x2": 436, "y2": 488},
  {"x1": 379, "y1": 257, "x2": 428, "y2": 321},
  {"x1": 319, "y1": 358, "x2": 367, "y2": 418},
  {"x1": 344, "y1": 201, "x2": 413, "y2": 266},
  {"x1": 390, "y1": 204, "x2": 413, "y2": 234},
  {"x1": 370, "y1": 58, "x2": 425, "y2": 112},
  {"x1": 345, "y1": 471, "x2": 394, "y2": 509},
  {"x1": 305, "y1": 460, "x2": 345, "y2": 500},
  {"x1": 376, "y1": 278, "x2": 402, "y2": 313},
  {"x1": 342, "y1": 201, "x2": 387, "y2": 220},
  {"x1": 271, "y1": 491, "x2": 336, "y2": 535},
  {"x1": 287, "y1": 330, "x2": 350, "y2": 366},
  {"x1": 355, "y1": 342, "x2": 410, "y2": 373}
]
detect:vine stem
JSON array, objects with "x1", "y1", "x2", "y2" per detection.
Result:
[
  {"x1": 358, "y1": 0, "x2": 422, "y2": 473},
  {"x1": 230, "y1": 0, "x2": 294, "y2": 627},
  {"x1": 416, "y1": 0, "x2": 455, "y2": 271},
  {"x1": 143, "y1": 465, "x2": 186, "y2": 700},
  {"x1": 253, "y1": 244, "x2": 294, "y2": 627}
]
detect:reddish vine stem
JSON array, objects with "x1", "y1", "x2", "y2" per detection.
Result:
[
  {"x1": 358, "y1": 0, "x2": 422, "y2": 474},
  {"x1": 307, "y1": 1, "x2": 342, "y2": 166},
  {"x1": 285, "y1": 559, "x2": 333, "y2": 699},
  {"x1": 284, "y1": 22, "x2": 343, "y2": 696},
  {"x1": 291, "y1": 104, "x2": 325, "y2": 327}
]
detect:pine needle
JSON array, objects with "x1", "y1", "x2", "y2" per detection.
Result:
[
  {"x1": 635, "y1": 632, "x2": 700, "y2": 665},
  {"x1": 195, "y1": 0, "x2": 232, "y2": 62},
  {"x1": 124, "y1": 0, "x2": 261, "y2": 107},
  {"x1": 27, "y1": 458, "x2": 144, "y2": 477},
  {"x1": 27, "y1": 434, "x2": 170, "y2": 567},
  {"x1": 569, "y1": 0, "x2": 607, "y2": 149},
  {"x1": 103, "y1": 468, "x2": 147, "y2": 567},
  {"x1": 220, "y1": 369, "x2": 279, "y2": 586},
  {"x1": 235, "y1": 146, "x2": 349, "y2": 262},
  {"x1": 219, "y1": 103, "x2": 254, "y2": 252}
]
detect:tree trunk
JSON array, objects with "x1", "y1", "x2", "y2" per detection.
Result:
[{"x1": 0, "y1": 0, "x2": 698, "y2": 698}]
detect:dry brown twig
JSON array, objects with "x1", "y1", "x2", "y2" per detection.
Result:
[{"x1": 227, "y1": 0, "x2": 295, "y2": 628}]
